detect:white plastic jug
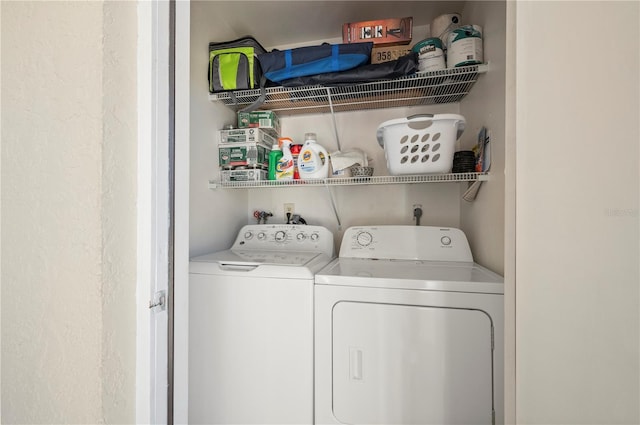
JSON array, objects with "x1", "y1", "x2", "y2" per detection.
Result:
[{"x1": 298, "y1": 133, "x2": 329, "y2": 179}]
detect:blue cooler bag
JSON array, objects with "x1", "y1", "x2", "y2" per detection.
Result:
[{"x1": 257, "y1": 42, "x2": 373, "y2": 83}]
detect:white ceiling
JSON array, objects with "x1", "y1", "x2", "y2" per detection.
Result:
[{"x1": 196, "y1": 1, "x2": 467, "y2": 47}]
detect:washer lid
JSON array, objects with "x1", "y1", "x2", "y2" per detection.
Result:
[
  {"x1": 315, "y1": 258, "x2": 503, "y2": 294},
  {"x1": 190, "y1": 249, "x2": 332, "y2": 279}
]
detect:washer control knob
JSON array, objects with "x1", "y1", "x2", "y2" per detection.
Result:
[
  {"x1": 275, "y1": 230, "x2": 287, "y2": 242},
  {"x1": 296, "y1": 233, "x2": 306, "y2": 241},
  {"x1": 356, "y1": 231, "x2": 373, "y2": 247},
  {"x1": 441, "y1": 236, "x2": 452, "y2": 246},
  {"x1": 310, "y1": 233, "x2": 319, "y2": 241},
  {"x1": 244, "y1": 231, "x2": 253, "y2": 240},
  {"x1": 257, "y1": 232, "x2": 266, "y2": 241}
]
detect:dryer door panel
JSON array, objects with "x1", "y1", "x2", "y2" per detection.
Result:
[{"x1": 332, "y1": 301, "x2": 493, "y2": 424}]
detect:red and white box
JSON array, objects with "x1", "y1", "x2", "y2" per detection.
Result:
[{"x1": 342, "y1": 17, "x2": 413, "y2": 46}]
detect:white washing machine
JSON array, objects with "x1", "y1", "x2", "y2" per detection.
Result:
[
  {"x1": 189, "y1": 224, "x2": 334, "y2": 425},
  {"x1": 315, "y1": 225, "x2": 504, "y2": 425}
]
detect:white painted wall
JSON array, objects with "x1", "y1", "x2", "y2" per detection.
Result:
[
  {"x1": 101, "y1": 1, "x2": 137, "y2": 422},
  {"x1": 189, "y1": 4, "x2": 467, "y2": 253},
  {"x1": 250, "y1": 104, "x2": 463, "y2": 250},
  {"x1": 1, "y1": 1, "x2": 137, "y2": 423},
  {"x1": 189, "y1": 1, "x2": 248, "y2": 258},
  {"x1": 515, "y1": 2, "x2": 639, "y2": 423},
  {"x1": 459, "y1": 1, "x2": 506, "y2": 275}
]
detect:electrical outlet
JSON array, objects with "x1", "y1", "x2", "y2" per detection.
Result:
[{"x1": 284, "y1": 203, "x2": 295, "y2": 218}]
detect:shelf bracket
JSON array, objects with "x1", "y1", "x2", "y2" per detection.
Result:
[
  {"x1": 324, "y1": 183, "x2": 342, "y2": 230},
  {"x1": 326, "y1": 87, "x2": 342, "y2": 152}
]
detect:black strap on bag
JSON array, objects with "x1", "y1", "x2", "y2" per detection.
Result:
[{"x1": 238, "y1": 75, "x2": 268, "y2": 113}]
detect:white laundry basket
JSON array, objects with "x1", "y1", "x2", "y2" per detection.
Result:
[{"x1": 376, "y1": 114, "x2": 466, "y2": 175}]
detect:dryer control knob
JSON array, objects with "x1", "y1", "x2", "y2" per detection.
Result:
[
  {"x1": 441, "y1": 236, "x2": 452, "y2": 245},
  {"x1": 244, "y1": 231, "x2": 253, "y2": 240},
  {"x1": 257, "y1": 232, "x2": 266, "y2": 241},
  {"x1": 275, "y1": 230, "x2": 287, "y2": 242},
  {"x1": 296, "y1": 233, "x2": 306, "y2": 241},
  {"x1": 310, "y1": 233, "x2": 319, "y2": 241},
  {"x1": 356, "y1": 231, "x2": 373, "y2": 246}
]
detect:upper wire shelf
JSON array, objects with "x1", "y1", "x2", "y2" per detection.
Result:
[{"x1": 209, "y1": 64, "x2": 489, "y2": 115}]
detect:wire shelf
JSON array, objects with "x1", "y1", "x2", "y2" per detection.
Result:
[
  {"x1": 209, "y1": 64, "x2": 489, "y2": 115},
  {"x1": 208, "y1": 172, "x2": 489, "y2": 189}
]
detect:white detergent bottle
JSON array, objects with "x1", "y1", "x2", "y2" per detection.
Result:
[
  {"x1": 298, "y1": 133, "x2": 329, "y2": 179},
  {"x1": 276, "y1": 137, "x2": 295, "y2": 180}
]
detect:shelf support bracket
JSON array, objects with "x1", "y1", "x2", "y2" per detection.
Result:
[
  {"x1": 324, "y1": 183, "x2": 342, "y2": 230},
  {"x1": 326, "y1": 87, "x2": 342, "y2": 152}
]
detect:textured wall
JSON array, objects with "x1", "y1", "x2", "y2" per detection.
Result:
[
  {"x1": 101, "y1": 1, "x2": 137, "y2": 423},
  {"x1": 515, "y1": 2, "x2": 639, "y2": 423},
  {"x1": 1, "y1": 1, "x2": 137, "y2": 423}
]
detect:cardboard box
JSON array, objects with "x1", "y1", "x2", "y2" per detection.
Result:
[
  {"x1": 220, "y1": 168, "x2": 268, "y2": 182},
  {"x1": 342, "y1": 17, "x2": 413, "y2": 46},
  {"x1": 371, "y1": 44, "x2": 413, "y2": 64},
  {"x1": 237, "y1": 110, "x2": 281, "y2": 137},
  {"x1": 218, "y1": 142, "x2": 271, "y2": 169},
  {"x1": 219, "y1": 128, "x2": 276, "y2": 146}
]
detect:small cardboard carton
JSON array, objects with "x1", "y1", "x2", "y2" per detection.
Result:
[
  {"x1": 219, "y1": 128, "x2": 276, "y2": 146},
  {"x1": 237, "y1": 110, "x2": 280, "y2": 137},
  {"x1": 371, "y1": 44, "x2": 413, "y2": 64},
  {"x1": 342, "y1": 17, "x2": 413, "y2": 46},
  {"x1": 220, "y1": 168, "x2": 268, "y2": 182},
  {"x1": 218, "y1": 142, "x2": 271, "y2": 169}
]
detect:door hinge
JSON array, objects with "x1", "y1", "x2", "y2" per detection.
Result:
[{"x1": 149, "y1": 290, "x2": 167, "y2": 311}]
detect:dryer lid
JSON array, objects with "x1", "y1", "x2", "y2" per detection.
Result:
[{"x1": 315, "y1": 257, "x2": 503, "y2": 294}]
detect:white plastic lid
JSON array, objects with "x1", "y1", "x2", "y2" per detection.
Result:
[
  {"x1": 271, "y1": 144, "x2": 281, "y2": 150},
  {"x1": 304, "y1": 132, "x2": 316, "y2": 141}
]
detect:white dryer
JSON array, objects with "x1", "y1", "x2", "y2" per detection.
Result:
[
  {"x1": 189, "y1": 224, "x2": 334, "y2": 425},
  {"x1": 315, "y1": 225, "x2": 503, "y2": 425}
]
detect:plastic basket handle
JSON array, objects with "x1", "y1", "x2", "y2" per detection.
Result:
[
  {"x1": 407, "y1": 114, "x2": 435, "y2": 120},
  {"x1": 455, "y1": 119, "x2": 466, "y2": 140}
]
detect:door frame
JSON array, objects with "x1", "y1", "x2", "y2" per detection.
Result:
[
  {"x1": 135, "y1": 0, "x2": 190, "y2": 423},
  {"x1": 173, "y1": 0, "x2": 191, "y2": 423}
]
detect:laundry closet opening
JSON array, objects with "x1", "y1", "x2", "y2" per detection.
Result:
[{"x1": 174, "y1": 1, "x2": 508, "y2": 423}]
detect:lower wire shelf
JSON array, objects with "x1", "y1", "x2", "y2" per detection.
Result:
[{"x1": 208, "y1": 172, "x2": 489, "y2": 189}]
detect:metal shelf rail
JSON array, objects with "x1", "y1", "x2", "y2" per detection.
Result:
[
  {"x1": 208, "y1": 172, "x2": 489, "y2": 189},
  {"x1": 209, "y1": 64, "x2": 489, "y2": 115}
]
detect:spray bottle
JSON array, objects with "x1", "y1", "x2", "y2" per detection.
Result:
[{"x1": 276, "y1": 137, "x2": 295, "y2": 180}]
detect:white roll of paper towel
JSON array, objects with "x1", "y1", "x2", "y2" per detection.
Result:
[{"x1": 431, "y1": 13, "x2": 461, "y2": 45}]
